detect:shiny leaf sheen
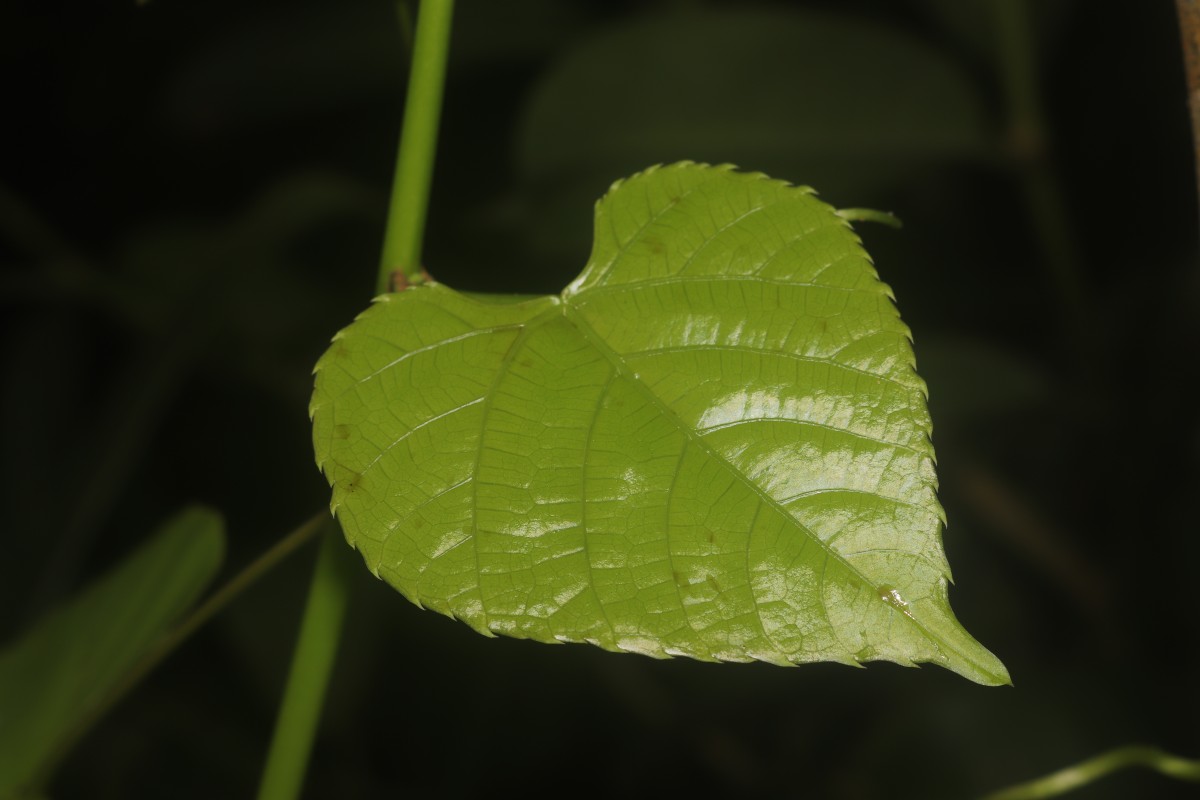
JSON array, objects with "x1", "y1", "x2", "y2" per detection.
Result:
[{"x1": 311, "y1": 163, "x2": 1008, "y2": 685}]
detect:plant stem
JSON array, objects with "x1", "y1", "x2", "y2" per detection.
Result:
[
  {"x1": 146, "y1": 512, "x2": 327, "y2": 682},
  {"x1": 257, "y1": 2, "x2": 458, "y2": 796},
  {"x1": 1177, "y1": 0, "x2": 1200, "y2": 200},
  {"x1": 45, "y1": 511, "x2": 327, "y2": 783},
  {"x1": 256, "y1": 528, "x2": 357, "y2": 800},
  {"x1": 377, "y1": 0, "x2": 456, "y2": 293},
  {"x1": 989, "y1": 0, "x2": 1088, "y2": 338},
  {"x1": 991, "y1": 0, "x2": 1038, "y2": 146},
  {"x1": 981, "y1": 745, "x2": 1200, "y2": 800}
]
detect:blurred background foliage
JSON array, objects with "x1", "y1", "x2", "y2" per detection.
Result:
[{"x1": 1, "y1": 0, "x2": 1197, "y2": 797}]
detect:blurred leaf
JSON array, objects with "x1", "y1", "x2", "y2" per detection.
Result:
[
  {"x1": 517, "y1": 9, "x2": 990, "y2": 184},
  {"x1": 311, "y1": 163, "x2": 1008, "y2": 685},
  {"x1": 0, "y1": 506, "x2": 225, "y2": 797},
  {"x1": 512, "y1": 8, "x2": 991, "y2": 262}
]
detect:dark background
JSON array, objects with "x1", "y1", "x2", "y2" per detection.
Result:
[{"x1": 2, "y1": 0, "x2": 1198, "y2": 797}]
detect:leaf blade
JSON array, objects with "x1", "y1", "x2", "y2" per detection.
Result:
[{"x1": 312, "y1": 163, "x2": 1008, "y2": 685}]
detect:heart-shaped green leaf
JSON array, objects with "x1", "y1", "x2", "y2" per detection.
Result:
[{"x1": 311, "y1": 162, "x2": 1008, "y2": 685}]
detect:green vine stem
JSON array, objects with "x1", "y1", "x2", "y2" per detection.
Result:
[
  {"x1": 989, "y1": 0, "x2": 1089, "y2": 339},
  {"x1": 378, "y1": 0, "x2": 456, "y2": 293},
  {"x1": 256, "y1": 528, "x2": 356, "y2": 800},
  {"x1": 256, "y1": 2, "x2": 457, "y2": 797},
  {"x1": 981, "y1": 745, "x2": 1200, "y2": 800}
]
